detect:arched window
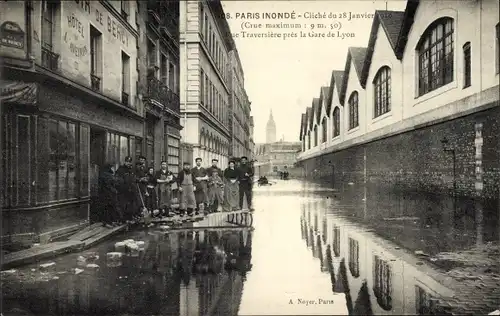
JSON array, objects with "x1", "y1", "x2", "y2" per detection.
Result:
[
  {"x1": 321, "y1": 117, "x2": 327, "y2": 143},
  {"x1": 373, "y1": 66, "x2": 391, "y2": 118},
  {"x1": 307, "y1": 131, "x2": 311, "y2": 150},
  {"x1": 332, "y1": 107, "x2": 340, "y2": 137},
  {"x1": 313, "y1": 125, "x2": 318, "y2": 146},
  {"x1": 417, "y1": 17, "x2": 454, "y2": 96},
  {"x1": 348, "y1": 237, "x2": 360, "y2": 278},
  {"x1": 348, "y1": 92, "x2": 359, "y2": 130},
  {"x1": 463, "y1": 42, "x2": 471, "y2": 88},
  {"x1": 373, "y1": 255, "x2": 393, "y2": 311}
]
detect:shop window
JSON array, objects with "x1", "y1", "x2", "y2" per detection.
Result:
[
  {"x1": 3, "y1": 114, "x2": 33, "y2": 207},
  {"x1": 107, "y1": 132, "x2": 130, "y2": 168},
  {"x1": 135, "y1": 137, "x2": 143, "y2": 161},
  {"x1": 34, "y1": 116, "x2": 78, "y2": 203},
  {"x1": 80, "y1": 124, "x2": 90, "y2": 197}
]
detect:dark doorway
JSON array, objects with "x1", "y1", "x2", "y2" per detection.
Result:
[
  {"x1": 146, "y1": 115, "x2": 155, "y2": 167},
  {"x1": 89, "y1": 127, "x2": 106, "y2": 222}
]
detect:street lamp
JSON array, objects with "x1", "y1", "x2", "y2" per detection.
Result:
[{"x1": 441, "y1": 136, "x2": 457, "y2": 194}]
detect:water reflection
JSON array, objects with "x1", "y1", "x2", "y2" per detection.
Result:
[
  {"x1": 300, "y1": 185, "x2": 500, "y2": 315},
  {"x1": 2, "y1": 227, "x2": 254, "y2": 316}
]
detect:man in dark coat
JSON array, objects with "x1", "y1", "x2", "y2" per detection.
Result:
[
  {"x1": 191, "y1": 157, "x2": 209, "y2": 213},
  {"x1": 238, "y1": 156, "x2": 254, "y2": 211},
  {"x1": 115, "y1": 156, "x2": 138, "y2": 222}
]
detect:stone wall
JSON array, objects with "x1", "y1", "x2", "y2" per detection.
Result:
[{"x1": 299, "y1": 105, "x2": 500, "y2": 200}]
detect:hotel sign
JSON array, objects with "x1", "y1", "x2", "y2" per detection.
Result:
[{"x1": 0, "y1": 21, "x2": 25, "y2": 49}]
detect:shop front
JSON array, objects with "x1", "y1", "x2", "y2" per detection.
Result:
[{"x1": 2, "y1": 80, "x2": 144, "y2": 248}]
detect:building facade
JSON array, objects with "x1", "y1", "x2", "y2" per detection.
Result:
[
  {"x1": 297, "y1": 0, "x2": 500, "y2": 201},
  {"x1": 1, "y1": 0, "x2": 145, "y2": 247},
  {"x1": 228, "y1": 48, "x2": 252, "y2": 159},
  {"x1": 249, "y1": 116, "x2": 255, "y2": 160},
  {"x1": 265, "y1": 109, "x2": 276, "y2": 144},
  {"x1": 143, "y1": 0, "x2": 182, "y2": 173},
  {"x1": 179, "y1": 0, "x2": 234, "y2": 167},
  {"x1": 254, "y1": 141, "x2": 301, "y2": 177}
]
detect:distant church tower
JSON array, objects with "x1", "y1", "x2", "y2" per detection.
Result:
[{"x1": 266, "y1": 109, "x2": 276, "y2": 143}]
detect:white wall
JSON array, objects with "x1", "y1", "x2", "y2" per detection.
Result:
[
  {"x1": 299, "y1": 0, "x2": 499, "y2": 161},
  {"x1": 343, "y1": 58, "x2": 366, "y2": 142},
  {"x1": 366, "y1": 24, "x2": 404, "y2": 132}
]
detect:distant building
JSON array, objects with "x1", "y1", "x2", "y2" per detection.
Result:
[
  {"x1": 265, "y1": 109, "x2": 276, "y2": 144},
  {"x1": 254, "y1": 141, "x2": 301, "y2": 177}
]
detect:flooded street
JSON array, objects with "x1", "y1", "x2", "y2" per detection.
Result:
[{"x1": 2, "y1": 180, "x2": 500, "y2": 315}]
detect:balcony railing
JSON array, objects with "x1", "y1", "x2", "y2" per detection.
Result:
[
  {"x1": 121, "y1": 91, "x2": 129, "y2": 106},
  {"x1": 41, "y1": 47, "x2": 59, "y2": 71},
  {"x1": 146, "y1": 77, "x2": 180, "y2": 114},
  {"x1": 90, "y1": 74, "x2": 101, "y2": 91}
]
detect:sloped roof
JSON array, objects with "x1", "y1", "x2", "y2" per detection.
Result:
[
  {"x1": 360, "y1": 10, "x2": 405, "y2": 87},
  {"x1": 306, "y1": 107, "x2": 313, "y2": 131},
  {"x1": 312, "y1": 98, "x2": 320, "y2": 126},
  {"x1": 299, "y1": 113, "x2": 306, "y2": 140},
  {"x1": 317, "y1": 86, "x2": 329, "y2": 123},
  {"x1": 379, "y1": 10, "x2": 405, "y2": 50},
  {"x1": 339, "y1": 47, "x2": 367, "y2": 105},
  {"x1": 395, "y1": 0, "x2": 420, "y2": 60},
  {"x1": 326, "y1": 70, "x2": 344, "y2": 116}
]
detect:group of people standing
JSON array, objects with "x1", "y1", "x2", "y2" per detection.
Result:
[
  {"x1": 97, "y1": 155, "x2": 255, "y2": 228},
  {"x1": 177, "y1": 156, "x2": 255, "y2": 215}
]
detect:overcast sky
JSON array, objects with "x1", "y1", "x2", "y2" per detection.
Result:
[{"x1": 221, "y1": 0, "x2": 406, "y2": 143}]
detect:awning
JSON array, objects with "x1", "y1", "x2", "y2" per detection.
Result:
[{"x1": 0, "y1": 80, "x2": 38, "y2": 105}]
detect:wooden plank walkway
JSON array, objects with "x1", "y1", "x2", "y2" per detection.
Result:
[{"x1": 1, "y1": 240, "x2": 84, "y2": 270}]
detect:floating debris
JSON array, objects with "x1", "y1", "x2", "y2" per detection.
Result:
[
  {"x1": 115, "y1": 241, "x2": 126, "y2": 251},
  {"x1": 1, "y1": 269, "x2": 17, "y2": 274},
  {"x1": 86, "y1": 263, "x2": 99, "y2": 269},
  {"x1": 39, "y1": 262, "x2": 56, "y2": 272},
  {"x1": 74, "y1": 268, "x2": 84, "y2": 275},
  {"x1": 106, "y1": 252, "x2": 123, "y2": 260},
  {"x1": 489, "y1": 310, "x2": 500, "y2": 315}
]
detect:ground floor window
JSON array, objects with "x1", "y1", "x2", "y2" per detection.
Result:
[
  {"x1": 107, "y1": 131, "x2": 130, "y2": 169},
  {"x1": 167, "y1": 135, "x2": 180, "y2": 174},
  {"x1": 2, "y1": 112, "x2": 90, "y2": 207}
]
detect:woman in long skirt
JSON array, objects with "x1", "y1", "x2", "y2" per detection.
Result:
[{"x1": 223, "y1": 160, "x2": 240, "y2": 211}]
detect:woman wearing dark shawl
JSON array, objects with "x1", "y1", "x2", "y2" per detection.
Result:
[
  {"x1": 223, "y1": 160, "x2": 240, "y2": 211},
  {"x1": 98, "y1": 162, "x2": 120, "y2": 227}
]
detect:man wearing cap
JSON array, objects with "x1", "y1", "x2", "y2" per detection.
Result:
[
  {"x1": 115, "y1": 156, "x2": 138, "y2": 222},
  {"x1": 191, "y1": 157, "x2": 209, "y2": 213},
  {"x1": 134, "y1": 155, "x2": 149, "y2": 219},
  {"x1": 207, "y1": 158, "x2": 224, "y2": 212},
  {"x1": 177, "y1": 161, "x2": 197, "y2": 216},
  {"x1": 238, "y1": 156, "x2": 254, "y2": 211}
]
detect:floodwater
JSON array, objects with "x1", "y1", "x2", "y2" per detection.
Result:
[{"x1": 2, "y1": 179, "x2": 500, "y2": 315}]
